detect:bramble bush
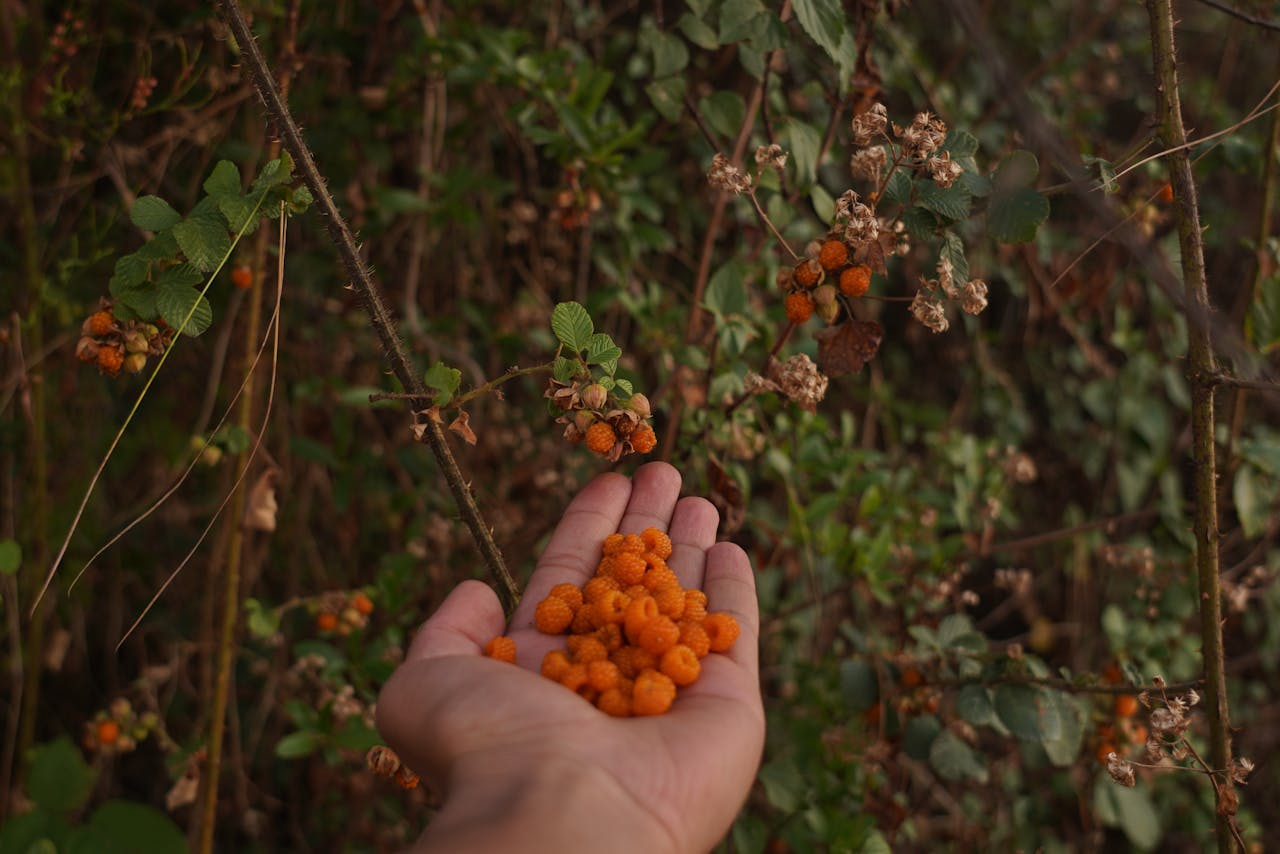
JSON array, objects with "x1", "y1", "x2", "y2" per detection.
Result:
[{"x1": 2, "y1": 1, "x2": 1278, "y2": 852}]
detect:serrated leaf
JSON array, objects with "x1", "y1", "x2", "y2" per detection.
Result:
[
  {"x1": 718, "y1": 0, "x2": 767, "y2": 44},
  {"x1": 154, "y1": 263, "x2": 204, "y2": 290},
  {"x1": 288, "y1": 185, "x2": 314, "y2": 214},
  {"x1": 928, "y1": 730, "x2": 988, "y2": 783},
  {"x1": 758, "y1": 758, "x2": 803, "y2": 812},
  {"x1": 135, "y1": 231, "x2": 179, "y2": 261},
  {"x1": 218, "y1": 195, "x2": 262, "y2": 235},
  {"x1": 955, "y1": 684, "x2": 995, "y2": 727},
  {"x1": 551, "y1": 302, "x2": 594, "y2": 351},
  {"x1": 943, "y1": 129, "x2": 979, "y2": 159},
  {"x1": 423, "y1": 361, "x2": 463, "y2": 406},
  {"x1": 613, "y1": 378, "x2": 633, "y2": 395},
  {"x1": 839, "y1": 658, "x2": 878, "y2": 711},
  {"x1": 203, "y1": 160, "x2": 242, "y2": 200},
  {"x1": 699, "y1": 91, "x2": 745, "y2": 141},
  {"x1": 28, "y1": 737, "x2": 96, "y2": 814},
  {"x1": 987, "y1": 187, "x2": 1050, "y2": 244},
  {"x1": 0, "y1": 538, "x2": 19, "y2": 575},
  {"x1": 251, "y1": 153, "x2": 295, "y2": 192},
  {"x1": 585, "y1": 333, "x2": 622, "y2": 369},
  {"x1": 993, "y1": 684, "x2": 1063, "y2": 742},
  {"x1": 172, "y1": 214, "x2": 231, "y2": 272},
  {"x1": 552, "y1": 356, "x2": 580, "y2": 383},
  {"x1": 901, "y1": 206, "x2": 937, "y2": 241},
  {"x1": 917, "y1": 179, "x2": 972, "y2": 222},
  {"x1": 792, "y1": 0, "x2": 848, "y2": 67},
  {"x1": 884, "y1": 168, "x2": 913, "y2": 206},
  {"x1": 993, "y1": 149, "x2": 1040, "y2": 190},
  {"x1": 110, "y1": 253, "x2": 149, "y2": 290},
  {"x1": 940, "y1": 232, "x2": 970, "y2": 285},
  {"x1": 784, "y1": 118, "x2": 822, "y2": 187},
  {"x1": 156, "y1": 283, "x2": 213, "y2": 337},
  {"x1": 130, "y1": 196, "x2": 181, "y2": 232},
  {"x1": 275, "y1": 730, "x2": 323, "y2": 759}
]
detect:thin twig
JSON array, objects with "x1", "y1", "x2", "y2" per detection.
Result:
[
  {"x1": 215, "y1": 0, "x2": 518, "y2": 612},
  {"x1": 1191, "y1": 0, "x2": 1280, "y2": 31}
]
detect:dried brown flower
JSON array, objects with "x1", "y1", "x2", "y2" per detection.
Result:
[{"x1": 708, "y1": 153, "x2": 752, "y2": 194}]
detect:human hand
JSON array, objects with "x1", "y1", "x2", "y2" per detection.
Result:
[{"x1": 376, "y1": 461, "x2": 764, "y2": 854}]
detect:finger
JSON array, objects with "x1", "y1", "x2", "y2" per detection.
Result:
[
  {"x1": 509, "y1": 471, "x2": 632, "y2": 631},
  {"x1": 666, "y1": 496, "x2": 719, "y2": 589},
  {"x1": 700, "y1": 541, "x2": 759, "y2": 676},
  {"x1": 407, "y1": 580, "x2": 506, "y2": 662},
  {"x1": 615, "y1": 461, "x2": 683, "y2": 535}
]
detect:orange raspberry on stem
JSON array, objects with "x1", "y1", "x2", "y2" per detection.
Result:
[
  {"x1": 784, "y1": 292, "x2": 814, "y2": 324},
  {"x1": 1114, "y1": 694, "x2": 1139, "y2": 718},
  {"x1": 839, "y1": 265, "x2": 871, "y2": 297},
  {"x1": 535, "y1": 596, "x2": 574, "y2": 634},
  {"x1": 633, "y1": 669, "x2": 676, "y2": 716},
  {"x1": 585, "y1": 421, "x2": 616, "y2": 454},
  {"x1": 97, "y1": 344, "x2": 125, "y2": 376},
  {"x1": 793, "y1": 259, "x2": 822, "y2": 289},
  {"x1": 818, "y1": 239, "x2": 849, "y2": 271},
  {"x1": 483, "y1": 636, "x2": 517, "y2": 663},
  {"x1": 86, "y1": 310, "x2": 116, "y2": 337},
  {"x1": 96, "y1": 719, "x2": 121, "y2": 746},
  {"x1": 231, "y1": 264, "x2": 254, "y2": 290},
  {"x1": 630, "y1": 423, "x2": 657, "y2": 454},
  {"x1": 703, "y1": 612, "x2": 740, "y2": 653}
]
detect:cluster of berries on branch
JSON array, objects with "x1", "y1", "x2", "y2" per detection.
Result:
[
  {"x1": 547, "y1": 379, "x2": 657, "y2": 461},
  {"x1": 75, "y1": 302, "x2": 173, "y2": 377}
]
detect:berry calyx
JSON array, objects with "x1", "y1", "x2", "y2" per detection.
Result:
[
  {"x1": 818, "y1": 239, "x2": 849, "y2": 271},
  {"x1": 784, "y1": 292, "x2": 814, "y2": 324},
  {"x1": 839, "y1": 265, "x2": 872, "y2": 297},
  {"x1": 585, "y1": 421, "x2": 616, "y2": 455}
]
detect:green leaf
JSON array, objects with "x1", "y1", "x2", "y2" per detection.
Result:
[
  {"x1": 1233, "y1": 465, "x2": 1266, "y2": 538},
  {"x1": 955, "y1": 684, "x2": 995, "y2": 727},
  {"x1": 987, "y1": 187, "x2": 1049, "y2": 243},
  {"x1": 839, "y1": 658, "x2": 878, "y2": 711},
  {"x1": 0, "y1": 809, "x2": 65, "y2": 854},
  {"x1": 1083, "y1": 154, "x2": 1118, "y2": 194},
  {"x1": 792, "y1": 0, "x2": 848, "y2": 66},
  {"x1": 110, "y1": 253, "x2": 149, "y2": 291},
  {"x1": 423, "y1": 361, "x2": 463, "y2": 406},
  {"x1": 758, "y1": 757, "x2": 804, "y2": 812},
  {"x1": 943, "y1": 129, "x2": 979, "y2": 159},
  {"x1": 1041, "y1": 691, "x2": 1086, "y2": 767},
  {"x1": 993, "y1": 684, "x2": 1063, "y2": 742},
  {"x1": 901, "y1": 206, "x2": 937, "y2": 241},
  {"x1": 202, "y1": 161, "x2": 242, "y2": 200},
  {"x1": 72, "y1": 801, "x2": 188, "y2": 854},
  {"x1": 156, "y1": 283, "x2": 213, "y2": 337},
  {"x1": 810, "y1": 184, "x2": 835, "y2": 223},
  {"x1": 585, "y1": 333, "x2": 622, "y2": 372},
  {"x1": 275, "y1": 730, "x2": 324, "y2": 759},
  {"x1": 244, "y1": 598, "x2": 280, "y2": 640},
  {"x1": 154, "y1": 263, "x2": 204, "y2": 290},
  {"x1": 677, "y1": 12, "x2": 719, "y2": 48},
  {"x1": 27, "y1": 737, "x2": 96, "y2": 815},
  {"x1": 883, "y1": 169, "x2": 913, "y2": 206},
  {"x1": 130, "y1": 196, "x2": 181, "y2": 232},
  {"x1": 784, "y1": 118, "x2": 822, "y2": 186},
  {"x1": 699, "y1": 91, "x2": 745, "y2": 141},
  {"x1": 902, "y1": 714, "x2": 941, "y2": 760},
  {"x1": 718, "y1": 0, "x2": 767, "y2": 44},
  {"x1": 1246, "y1": 272, "x2": 1280, "y2": 351},
  {"x1": 993, "y1": 149, "x2": 1040, "y2": 190},
  {"x1": 928, "y1": 730, "x2": 989, "y2": 783},
  {"x1": 648, "y1": 27, "x2": 689, "y2": 77},
  {"x1": 218, "y1": 195, "x2": 262, "y2": 236},
  {"x1": 0, "y1": 538, "x2": 20, "y2": 575},
  {"x1": 551, "y1": 302, "x2": 594, "y2": 352},
  {"x1": 135, "y1": 231, "x2": 179, "y2": 261},
  {"x1": 250, "y1": 153, "x2": 295, "y2": 193},
  {"x1": 916, "y1": 179, "x2": 972, "y2": 222},
  {"x1": 704, "y1": 261, "x2": 747, "y2": 317},
  {"x1": 172, "y1": 214, "x2": 231, "y2": 272},
  {"x1": 1093, "y1": 781, "x2": 1161, "y2": 850},
  {"x1": 552, "y1": 356, "x2": 580, "y2": 384},
  {"x1": 645, "y1": 76, "x2": 686, "y2": 122},
  {"x1": 288, "y1": 185, "x2": 314, "y2": 214},
  {"x1": 940, "y1": 232, "x2": 970, "y2": 285}
]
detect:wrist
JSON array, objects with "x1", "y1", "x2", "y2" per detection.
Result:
[{"x1": 416, "y1": 751, "x2": 675, "y2": 854}]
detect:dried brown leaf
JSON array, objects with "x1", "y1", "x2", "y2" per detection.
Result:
[
  {"x1": 814, "y1": 319, "x2": 884, "y2": 378},
  {"x1": 448, "y1": 410, "x2": 477, "y2": 445}
]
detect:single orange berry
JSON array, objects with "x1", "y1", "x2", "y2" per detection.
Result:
[
  {"x1": 595, "y1": 623, "x2": 624, "y2": 652},
  {"x1": 702, "y1": 612, "x2": 740, "y2": 653},
  {"x1": 231, "y1": 264, "x2": 254, "y2": 290},
  {"x1": 839, "y1": 265, "x2": 871, "y2": 297},
  {"x1": 585, "y1": 421, "x2": 616, "y2": 454},
  {"x1": 97, "y1": 344, "x2": 125, "y2": 376},
  {"x1": 660, "y1": 644, "x2": 701, "y2": 687},
  {"x1": 583, "y1": 575, "x2": 621, "y2": 604},
  {"x1": 633, "y1": 669, "x2": 677, "y2": 716},
  {"x1": 900, "y1": 667, "x2": 924, "y2": 688},
  {"x1": 96, "y1": 719, "x2": 121, "y2": 746},
  {"x1": 642, "y1": 564, "x2": 678, "y2": 592},
  {"x1": 483, "y1": 636, "x2": 517, "y2": 663},
  {"x1": 620, "y1": 534, "x2": 646, "y2": 555},
  {"x1": 630, "y1": 423, "x2": 657, "y2": 454},
  {"x1": 611, "y1": 553, "x2": 647, "y2": 586},
  {"x1": 560, "y1": 663, "x2": 590, "y2": 694},
  {"x1": 638, "y1": 615, "x2": 680, "y2": 656},
  {"x1": 653, "y1": 584, "x2": 686, "y2": 620},
  {"x1": 571, "y1": 606, "x2": 597, "y2": 634},
  {"x1": 1131, "y1": 724, "x2": 1149, "y2": 745},
  {"x1": 86, "y1": 310, "x2": 116, "y2": 337},
  {"x1": 793, "y1": 259, "x2": 822, "y2": 289},
  {"x1": 601, "y1": 533, "x2": 626, "y2": 556},
  {"x1": 1157, "y1": 182, "x2": 1173, "y2": 203},
  {"x1": 784, "y1": 292, "x2": 814, "y2": 324},
  {"x1": 541, "y1": 650, "x2": 571, "y2": 682},
  {"x1": 535, "y1": 596, "x2": 574, "y2": 634},
  {"x1": 586, "y1": 659, "x2": 621, "y2": 692},
  {"x1": 567, "y1": 635, "x2": 608, "y2": 664},
  {"x1": 683, "y1": 590, "x2": 708, "y2": 622},
  {"x1": 818, "y1": 239, "x2": 849, "y2": 271},
  {"x1": 1114, "y1": 694, "x2": 1139, "y2": 718},
  {"x1": 624, "y1": 595, "x2": 660, "y2": 644},
  {"x1": 593, "y1": 590, "x2": 630, "y2": 626},
  {"x1": 640, "y1": 527, "x2": 673, "y2": 560},
  {"x1": 596, "y1": 686, "x2": 633, "y2": 717},
  {"x1": 677, "y1": 620, "x2": 711, "y2": 659},
  {"x1": 548, "y1": 582, "x2": 585, "y2": 611},
  {"x1": 316, "y1": 612, "x2": 338, "y2": 633},
  {"x1": 610, "y1": 646, "x2": 639, "y2": 679},
  {"x1": 351, "y1": 592, "x2": 374, "y2": 615}
]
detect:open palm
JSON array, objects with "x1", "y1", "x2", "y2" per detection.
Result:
[{"x1": 377, "y1": 462, "x2": 764, "y2": 853}]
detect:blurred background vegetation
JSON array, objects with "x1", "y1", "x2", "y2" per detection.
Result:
[{"x1": 2, "y1": 0, "x2": 1278, "y2": 851}]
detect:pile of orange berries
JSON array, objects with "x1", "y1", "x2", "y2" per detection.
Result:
[
  {"x1": 781, "y1": 238, "x2": 873, "y2": 325},
  {"x1": 486, "y1": 527, "x2": 739, "y2": 716},
  {"x1": 315, "y1": 591, "x2": 375, "y2": 636},
  {"x1": 75, "y1": 303, "x2": 172, "y2": 378}
]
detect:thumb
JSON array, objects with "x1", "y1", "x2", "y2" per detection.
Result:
[{"x1": 406, "y1": 579, "x2": 507, "y2": 661}]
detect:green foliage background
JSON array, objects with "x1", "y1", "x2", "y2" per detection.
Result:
[{"x1": 2, "y1": 0, "x2": 1278, "y2": 851}]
